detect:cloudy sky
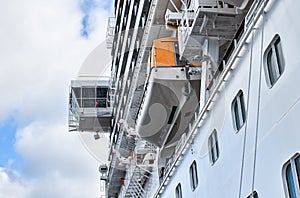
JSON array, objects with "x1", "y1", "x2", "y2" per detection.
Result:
[{"x1": 0, "y1": 0, "x2": 112, "y2": 197}]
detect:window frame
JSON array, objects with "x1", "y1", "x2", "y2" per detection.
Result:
[
  {"x1": 283, "y1": 153, "x2": 300, "y2": 198},
  {"x1": 264, "y1": 34, "x2": 285, "y2": 88},
  {"x1": 208, "y1": 129, "x2": 220, "y2": 165},
  {"x1": 175, "y1": 183, "x2": 182, "y2": 198},
  {"x1": 189, "y1": 160, "x2": 198, "y2": 191},
  {"x1": 231, "y1": 90, "x2": 246, "y2": 132}
]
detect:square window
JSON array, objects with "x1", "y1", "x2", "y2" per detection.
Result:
[
  {"x1": 97, "y1": 87, "x2": 108, "y2": 98},
  {"x1": 82, "y1": 88, "x2": 95, "y2": 98},
  {"x1": 264, "y1": 35, "x2": 284, "y2": 87}
]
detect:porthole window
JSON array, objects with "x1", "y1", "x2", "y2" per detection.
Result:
[
  {"x1": 175, "y1": 183, "x2": 182, "y2": 198},
  {"x1": 264, "y1": 34, "x2": 285, "y2": 87},
  {"x1": 231, "y1": 90, "x2": 246, "y2": 132},
  {"x1": 208, "y1": 129, "x2": 219, "y2": 165},
  {"x1": 189, "y1": 160, "x2": 198, "y2": 191},
  {"x1": 283, "y1": 153, "x2": 300, "y2": 198}
]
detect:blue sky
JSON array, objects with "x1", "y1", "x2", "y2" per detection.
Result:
[
  {"x1": 0, "y1": 118, "x2": 23, "y2": 169},
  {"x1": 0, "y1": 0, "x2": 112, "y2": 197},
  {"x1": 80, "y1": 0, "x2": 113, "y2": 38},
  {"x1": 80, "y1": 0, "x2": 97, "y2": 38}
]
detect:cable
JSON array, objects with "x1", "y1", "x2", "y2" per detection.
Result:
[
  {"x1": 252, "y1": 6, "x2": 265, "y2": 193},
  {"x1": 238, "y1": 27, "x2": 255, "y2": 198}
]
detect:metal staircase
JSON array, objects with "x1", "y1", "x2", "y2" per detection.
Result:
[{"x1": 118, "y1": 141, "x2": 157, "y2": 198}]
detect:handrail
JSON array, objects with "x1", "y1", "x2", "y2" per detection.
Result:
[{"x1": 120, "y1": 140, "x2": 156, "y2": 197}]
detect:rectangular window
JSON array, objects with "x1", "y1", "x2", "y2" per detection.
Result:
[
  {"x1": 82, "y1": 88, "x2": 95, "y2": 98},
  {"x1": 264, "y1": 34, "x2": 284, "y2": 87},
  {"x1": 189, "y1": 160, "x2": 198, "y2": 191},
  {"x1": 175, "y1": 183, "x2": 182, "y2": 198},
  {"x1": 283, "y1": 154, "x2": 300, "y2": 198},
  {"x1": 232, "y1": 90, "x2": 246, "y2": 131},
  {"x1": 208, "y1": 129, "x2": 219, "y2": 165},
  {"x1": 97, "y1": 88, "x2": 108, "y2": 98}
]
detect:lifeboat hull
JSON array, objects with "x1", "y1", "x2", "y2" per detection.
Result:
[{"x1": 135, "y1": 67, "x2": 200, "y2": 148}]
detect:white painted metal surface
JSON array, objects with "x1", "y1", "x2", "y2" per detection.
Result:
[{"x1": 104, "y1": 0, "x2": 300, "y2": 197}]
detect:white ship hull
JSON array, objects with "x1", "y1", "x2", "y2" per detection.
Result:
[{"x1": 145, "y1": 1, "x2": 300, "y2": 197}]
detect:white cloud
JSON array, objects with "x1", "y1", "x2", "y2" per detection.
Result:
[
  {"x1": 0, "y1": 167, "x2": 30, "y2": 198},
  {"x1": 0, "y1": 0, "x2": 110, "y2": 123},
  {"x1": 0, "y1": 0, "x2": 111, "y2": 197},
  {"x1": 15, "y1": 121, "x2": 101, "y2": 198}
]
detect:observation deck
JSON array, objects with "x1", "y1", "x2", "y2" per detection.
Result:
[{"x1": 68, "y1": 79, "x2": 112, "y2": 133}]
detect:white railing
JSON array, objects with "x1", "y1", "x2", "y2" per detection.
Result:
[
  {"x1": 106, "y1": 17, "x2": 115, "y2": 49},
  {"x1": 118, "y1": 141, "x2": 156, "y2": 197},
  {"x1": 68, "y1": 79, "x2": 112, "y2": 132}
]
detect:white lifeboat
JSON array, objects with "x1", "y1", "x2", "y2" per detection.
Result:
[{"x1": 135, "y1": 37, "x2": 201, "y2": 148}]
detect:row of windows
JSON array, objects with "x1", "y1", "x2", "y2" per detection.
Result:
[
  {"x1": 206, "y1": 90, "x2": 244, "y2": 167},
  {"x1": 173, "y1": 114, "x2": 296, "y2": 197},
  {"x1": 71, "y1": 87, "x2": 109, "y2": 108},
  {"x1": 173, "y1": 35, "x2": 285, "y2": 198},
  {"x1": 173, "y1": 35, "x2": 285, "y2": 197},
  {"x1": 174, "y1": 153, "x2": 299, "y2": 198},
  {"x1": 73, "y1": 87, "x2": 108, "y2": 98},
  {"x1": 203, "y1": 90, "x2": 245, "y2": 168},
  {"x1": 175, "y1": 160, "x2": 258, "y2": 197},
  {"x1": 231, "y1": 35, "x2": 284, "y2": 132},
  {"x1": 175, "y1": 160, "x2": 198, "y2": 198},
  {"x1": 174, "y1": 140, "x2": 298, "y2": 198}
]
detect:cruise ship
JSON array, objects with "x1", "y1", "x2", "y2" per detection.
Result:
[{"x1": 68, "y1": 0, "x2": 300, "y2": 197}]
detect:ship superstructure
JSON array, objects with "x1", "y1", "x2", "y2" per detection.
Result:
[{"x1": 69, "y1": 0, "x2": 300, "y2": 197}]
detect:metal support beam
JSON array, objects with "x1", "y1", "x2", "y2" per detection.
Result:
[{"x1": 200, "y1": 39, "x2": 208, "y2": 110}]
